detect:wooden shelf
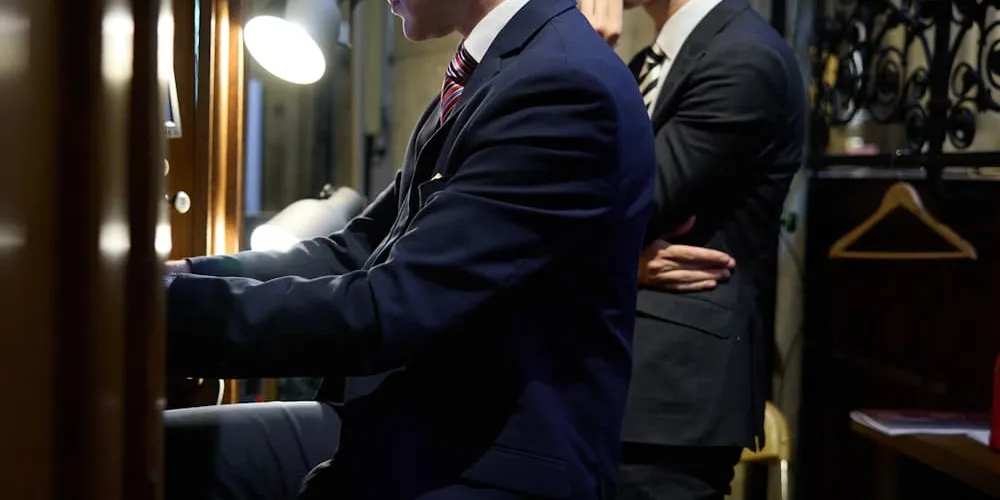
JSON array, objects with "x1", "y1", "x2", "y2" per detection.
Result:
[{"x1": 852, "y1": 421, "x2": 1000, "y2": 497}]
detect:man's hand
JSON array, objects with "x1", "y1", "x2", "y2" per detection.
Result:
[
  {"x1": 638, "y1": 241, "x2": 735, "y2": 291},
  {"x1": 638, "y1": 216, "x2": 735, "y2": 292},
  {"x1": 578, "y1": 0, "x2": 622, "y2": 47}
]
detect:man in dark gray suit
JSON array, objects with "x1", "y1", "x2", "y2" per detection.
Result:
[{"x1": 615, "y1": 0, "x2": 807, "y2": 498}]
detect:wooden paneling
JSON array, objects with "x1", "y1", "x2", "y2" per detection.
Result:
[
  {"x1": 166, "y1": 0, "x2": 244, "y2": 259},
  {"x1": 166, "y1": 0, "x2": 204, "y2": 260},
  {"x1": 0, "y1": 0, "x2": 57, "y2": 496},
  {"x1": 125, "y1": 0, "x2": 169, "y2": 496},
  {"x1": 199, "y1": 0, "x2": 244, "y2": 257},
  {"x1": 800, "y1": 177, "x2": 1000, "y2": 500},
  {"x1": 0, "y1": 0, "x2": 165, "y2": 498}
]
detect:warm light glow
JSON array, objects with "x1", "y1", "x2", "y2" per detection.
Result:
[
  {"x1": 157, "y1": 5, "x2": 175, "y2": 82},
  {"x1": 0, "y1": 7, "x2": 29, "y2": 79},
  {"x1": 250, "y1": 224, "x2": 300, "y2": 252},
  {"x1": 154, "y1": 222, "x2": 173, "y2": 258},
  {"x1": 244, "y1": 15, "x2": 325, "y2": 84},
  {"x1": 101, "y1": 8, "x2": 134, "y2": 84},
  {"x1": 0, "y1": 223, "x2": 24, "y2": 255},
  {"x1": 99, "y1": 221, "x2": 131, "y2": 258}
]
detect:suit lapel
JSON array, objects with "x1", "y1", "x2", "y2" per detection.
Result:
[
  {"x1": 399, "y1": 97, "x2": 441, "y2": 195},
  {"x1": 411, "y1": 52, "x2": 500, "y2": 182},
  {"x1": 409, "y1": 0, "x2": 577, "y2": 186},
  {"x1": 411, "y1": 95, "x2": 458, "y2": 190},
  {"x1": 627, "y1": 49, "x2": 646, "y2": 81},
  {"x1": 376, "y1": 0, "x2": 581, "y2": 263},
  {"x1": 415, "y1": 98, "x2": 442, "y2": 151},
  {"x1": 436, "y1": 0, "x2": 576, "y2": 129},
  {"x1": 649, "y1": 0, "x2": 750, "y2": 127}
]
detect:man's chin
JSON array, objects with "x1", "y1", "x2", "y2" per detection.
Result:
[
  {"x1": 403, "y1": 25, "x2": 454, "y2": 42},
  {"x1": 400, "y1": 29, "x2": 426, "y2": 41},
  {"x1": 398, "y1": 20, "x2": 450, "y2": 41}
]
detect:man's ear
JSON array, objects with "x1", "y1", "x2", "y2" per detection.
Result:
[{"x1": 578, "y1": 0, "x2": 623, "y2": 47}]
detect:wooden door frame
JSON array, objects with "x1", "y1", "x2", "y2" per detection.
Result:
[
  {"x1": 167, "y1": 0, "x2": 244, "y2": 260},
  {"x1": 199, "y1": 0, "x2": 245, "y2": 257},
  {"x1": 1, "y1": 0, "x2": 166, "y2": 497},
  {"x1": 167, "y1": 0, "x2": 203, "y2": 260},
  {"x1": 169, "y1": 0, "x2": 245, "y2": 403}
]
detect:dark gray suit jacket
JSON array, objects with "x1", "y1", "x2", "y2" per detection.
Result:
[{"x1": 621, "y1": 0, "x2": 806, "y2": 449}]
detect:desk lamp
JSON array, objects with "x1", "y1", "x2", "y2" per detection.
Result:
[
  {"x1": 250, "y1": 184, "x2": 366, "y2": 252},
  {"x1": 243, "y1": 0, "x2": 343, "y2": 84}
]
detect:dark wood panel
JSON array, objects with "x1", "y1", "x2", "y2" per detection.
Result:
[
  {"x1": 125, "y1": 0, "x2": 169, "y2": 497},
  {"x1": 198, "y1": 0, "x2": 244, "y2": 257},
  {"x1": 0, "y1": 0, "x2": 165, "y2": 498},
  {"x1": 800, "y1": 177, "x2": 1000, "y2": 500},
  {"x1": 166, "y1": 0, "x2": 205, "y2": 260},
  {"x1": 166, "y1": 0, "x2": 245, "y2": 260},
  {"x1": 853, "y1": 422, "x2": 1000, "y2": 497},
  {"x1": 0, "y1": 0, "x2": 58, "y2": 496}
]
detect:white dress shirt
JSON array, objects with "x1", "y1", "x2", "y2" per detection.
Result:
[
  {"x1": 463, "y1": 0, "x2": 533, "y2": 62},
  {"x1": 645, "y1": 0, "x2": 724, "y2": 114}
]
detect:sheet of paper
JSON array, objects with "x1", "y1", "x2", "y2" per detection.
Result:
[
  {"x1": 966, "y1": 429, "x2": 992, "y2": 447},
  {"x1": 851, "y1": 409, "x2": 991, "y2": 444}
]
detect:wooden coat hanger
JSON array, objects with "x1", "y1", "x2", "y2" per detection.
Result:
[{"x1": 828, "y1": 181, "x2": 978, "y2": 260}]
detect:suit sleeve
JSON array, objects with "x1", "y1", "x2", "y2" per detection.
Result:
[
  {"x1": 183, "y1": 173, "x2": 400, "y2": 281},
  {"x1": 648, "y1": 45, "x2": 790, "y2": 234},
  {"x1": 165, "y1": 65, "x2": 620, "y2": 378}
]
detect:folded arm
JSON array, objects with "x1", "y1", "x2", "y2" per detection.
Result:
[
  {"x1": 648, "y1": 45, "x2": 788, "y2": 234},
  {"x1": 165, "y1": 64, "x2": 620, "y2": 378},
  {"x1": 640, "y1": 46, "x2": 789, "y2": 290},
  {"x1": 182, "y1": 175, "x2": 400, "y2": 281}
]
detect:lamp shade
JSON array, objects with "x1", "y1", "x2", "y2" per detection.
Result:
[
  {"x1": 250, "y1": 186, "x2": 366, "y2": 252},
  {"x1": 243, "y1": 0, "x2": 341, "y2": 84}
]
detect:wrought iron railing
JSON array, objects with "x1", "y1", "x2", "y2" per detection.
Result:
[{"x1": 810, "y1": 0, "x2": 1000, "y2": 175}]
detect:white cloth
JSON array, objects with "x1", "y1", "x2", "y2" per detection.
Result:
[
  {"x1": 644, "y1": 0, "x2": 724, "y2": 115},
  {"x1": 463, "y1": 0, "x2": 532, "y2": 62}
]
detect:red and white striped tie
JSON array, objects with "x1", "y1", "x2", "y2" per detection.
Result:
[{"x1": 440, "y1": 43, "x2": 478, "y2": 123}]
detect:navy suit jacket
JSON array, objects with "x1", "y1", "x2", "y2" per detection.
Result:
[{"x1": 166, "y1": 0, "x2": 654, "y2": 497}]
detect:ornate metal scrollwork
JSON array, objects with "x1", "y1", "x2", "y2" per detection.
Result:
[{"x1": 811, "y1": 0, "x2": 1000, "y2": 154}]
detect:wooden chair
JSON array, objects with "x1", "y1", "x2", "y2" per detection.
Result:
[{"x1": 740, "y1": 401, "x2": 793, "y2": 500}]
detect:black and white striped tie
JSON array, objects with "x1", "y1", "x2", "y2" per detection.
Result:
[{"x1": 636, "y1": 44, "x2": 666, "y2": 112}]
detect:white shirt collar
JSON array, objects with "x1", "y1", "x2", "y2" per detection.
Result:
[
  {"x1": 653, "y1": 0, "x2": 724, "y2": 60},
  {"x1": 463, "y1": 0, "x2": 532, "y2": 62}
]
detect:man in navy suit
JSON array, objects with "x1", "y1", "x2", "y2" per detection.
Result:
[{"x1": 161, "y1": 0, "x2": 654, "y2": 497}]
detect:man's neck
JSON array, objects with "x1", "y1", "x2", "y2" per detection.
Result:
[
  {"x1": 456, "y1": 0, "x2": 504, "y2": 38},
  {"x1": 644, "y1": 0, "x2": 691, "y2": 32}
]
